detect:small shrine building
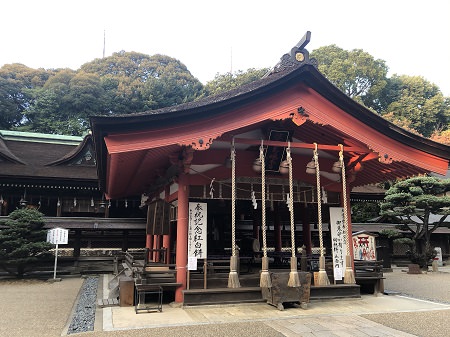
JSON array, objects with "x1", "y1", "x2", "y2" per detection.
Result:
[{"x1": 91, "y1": 34, "x2": 450, "y2": 303}]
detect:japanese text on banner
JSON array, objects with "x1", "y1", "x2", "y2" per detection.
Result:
[
  {"x1": 329, "y1": 207, "x2": 346, "y2": 281},
  {"x1": 188, "y1": 202, "x2": 207, "y2": 259}
]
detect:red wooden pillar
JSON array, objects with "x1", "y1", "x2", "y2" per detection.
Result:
[
  {"x1": 163, "y1": 185, "x2": 171, "y2": 264},
  {"x1": 252, "y1": 208, "x2": 260, "y2": 241},
  {"x1": 175, "y1": 172, "x2": 189, "y2": 303},
  {"x1": 153, "y1": 235, "x2": 160, "y2": 262},
  {"x1": 273, "y1": 202, "x2": 282, "y2": 253},
  {"x1": 146, "y1": 234, "x2": 153, "y2": 261},
  {"x1": 301, "y1": 204, "x2": 312, "y2": 255}
]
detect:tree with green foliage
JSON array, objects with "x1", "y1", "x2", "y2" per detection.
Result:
[
  {"x1": 2, "y1": 46, "x2": 448, "y2": 140},
  {"x1": 81, "y1": 51, "x2": 203, "y2": 113},
  {"x1": 351, "y1": 201, "x2": 380, "y2": 223},
  {"x1": 311, "y1": 45, "x2": 388, "y2": 107},
  {"x1": 1, "y1": 52, "x2": 204, "y2": 135},
  {"x1": 20, "y1": 69, "x2": 106, "y2": 135},
  {"x1": 0, "y1": 208, "x2": 53, "y2": 278},
  {"x1": 0, "y1": 63, "x2": 52, "y2": 129},
  {"x1": 380, "y1": 75, "x2": 450, "y2": 137},
  {"x1": 380, "y1": 176, "x2": 450, "y2": 268},
  {"x1": 311, "y1": 45, "x2": 449, "y2": 139},
  {"x1": 203, "y1": 68, "x2": 269, "y2": 97}
]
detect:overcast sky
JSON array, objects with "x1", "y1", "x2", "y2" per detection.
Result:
[{"x1": 2, "y1": 0, "x2": 449, "y2": 96}]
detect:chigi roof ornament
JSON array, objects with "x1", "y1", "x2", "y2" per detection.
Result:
[{"x1": 264, "y1": 31, "x2": 318, "y2": 77}]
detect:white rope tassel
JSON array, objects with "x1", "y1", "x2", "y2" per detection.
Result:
[
  {"x1": 339, "y1": 144, "x2": 355, "y2": 284},
  {"x1": 314, "y1": 143, "x2": 330, "y2": 286},
  {"x1": 259, "y1": 140, "x2": 271, "y2": 288},
  {"x1": 286, "y1": 143, "x2": 300, "y2": 287},
  {"x1": 228, "y1": 141, "x2": 240, "y2": 288}
]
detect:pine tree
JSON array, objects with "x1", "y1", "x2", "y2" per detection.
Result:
[
  {"x1": 0, "y1": 209, "x2": 53, "y2": 278},
  {"x1": 380, "y1": 176, "x2": 450, "y2": 267}
]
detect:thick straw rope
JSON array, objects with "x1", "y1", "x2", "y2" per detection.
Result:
[
  {"x1": 314, "y1": 143, "x2": 330, "y2": 286},
  {"x1": 339, "y1": 144, "x2": 355, "y2": 284},
  {"x1": 228, "y1": 141, "x2": 240, "y2": 288},
  {"x1": 259, "y1": 141, "x2": 271, "y2": 288},
  {"x1": 287, "y1": 142, "x2": 300, "y2": 287}
]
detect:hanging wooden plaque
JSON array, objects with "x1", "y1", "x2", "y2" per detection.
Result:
[{"x1": 146, "y1": 199, "x2": 171, "y2": 235}]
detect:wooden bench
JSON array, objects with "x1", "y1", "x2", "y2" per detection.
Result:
[{"x1": 354, "y1": 260, "x2": 385, "y2": 294}]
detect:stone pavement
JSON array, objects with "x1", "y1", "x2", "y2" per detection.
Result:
[
  {"x1": 0, "y1": 266, "x2": 448, "y2": 337},
  {"x1": 100, "y1": 269, "x2": 450, "y2": 337},
  {"x1": 103, "y1": 296, "x2": 445, "y2": 336}
]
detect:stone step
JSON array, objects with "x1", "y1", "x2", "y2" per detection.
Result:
[
  {"x1": 97, "y1": 298, "x2": 119, "y2": 307},
  {"x1": 183, "y1": 287, "x2": 264, "y2": 306}
]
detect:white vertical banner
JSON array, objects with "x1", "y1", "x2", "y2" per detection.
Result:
[
  {"x1": 188, "y1": 202, "x2": 207, "y2": 261},
  {"x1": 329, "y1": 207, "x2": 347, "y2": 281}
]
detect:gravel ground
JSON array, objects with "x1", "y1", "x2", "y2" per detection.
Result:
[
  {"x1": 0, "y1": 277, "x2": 83, "y2": 337},
  {"x1": 362, "y1": 267, "x2": 450, "y2": 337},
  {"x1": 67, "y1": 277, "x2": 99, "y2": 334}
]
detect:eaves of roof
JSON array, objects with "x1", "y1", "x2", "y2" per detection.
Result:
[{"x1": 90, "y1": 63, "x2": 450, "y2": 161}]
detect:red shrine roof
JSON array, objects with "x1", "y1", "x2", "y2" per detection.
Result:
[{"x1": 91, "y1": 35, "x2": 450, "y2": 200}]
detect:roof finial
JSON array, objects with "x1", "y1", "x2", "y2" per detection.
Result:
[
  {"x1": 263, "y1": 31, "x2": 317, "y2": 78},
  {"x1": 295, "y1": 31, "x2": 311, "y2": 51}
]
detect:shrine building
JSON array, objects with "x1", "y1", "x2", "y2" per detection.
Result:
[{"x1": 90, "y1": 33, "x2": 450, "y2": 304}]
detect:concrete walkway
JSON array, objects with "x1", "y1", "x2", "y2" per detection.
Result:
[
  {"x1": 100, "y1": 267, "x2": 450, "y2": 337},
  {"x1": 0, "y1": 266, "x2": 448, "y2": 337},
  {"x1": 104, "y1": 294, "x2": 447, "y2": 336}
]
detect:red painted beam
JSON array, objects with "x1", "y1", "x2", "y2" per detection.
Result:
[{"x1": 233, "y1": 138, "x2": 369, "y2": 153}]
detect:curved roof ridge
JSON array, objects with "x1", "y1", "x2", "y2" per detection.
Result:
[
  {"x1": 0, "y1": 130, "x2": 83, "y2": 145},
  {"x1": 46, "y1": 134, "x2": 93, "y2": 166},
  {"x1": 0, "y1": 136, "x2": 27, "y2": 164}
]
